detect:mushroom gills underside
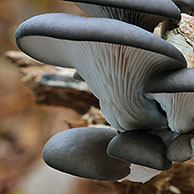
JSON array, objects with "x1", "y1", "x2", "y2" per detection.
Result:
[
  {"x1": 149, "y1": 127, "x2": 177, "y2": 147},
  {"x1": 146, "y1": 92, "x2": 194, "y2": 133},
  {"x1": 18, "y1": 36, "x2": 186, "y2": 132},
  {"x1": 76, "y1": 3, "x2": 165, "y2": 32}
]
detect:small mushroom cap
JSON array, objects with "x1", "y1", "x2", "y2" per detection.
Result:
[
  {"x1": 64, "y1": 0, "x2": 181, "y2": 20},
  {"x1": 107, "y1": 131, "x2": 172, "y2": 170},
  {"x1": 167, "y1": 133, "x2": 194, "y2": 162},
  {"x1": 42, "y1": 127, "x2": 130, "y2": 181},
  {"x1": 145, "y1": 68, "x2": 194, "y2": 93},
  {"x1": 127, "y1": 164, "x2": 161, "y2": 183}
]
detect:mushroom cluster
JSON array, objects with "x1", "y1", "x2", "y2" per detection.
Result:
[{"x1": 15, "y1": 0, "x2": 194, "y2": 181}]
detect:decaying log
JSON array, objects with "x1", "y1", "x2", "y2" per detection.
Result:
[
  {"x1": 162, "y1": 14, "x2": 194, "y2": 67},
  {"x1": 4, "y1": 50, "x2": 99, "y2": 114}
]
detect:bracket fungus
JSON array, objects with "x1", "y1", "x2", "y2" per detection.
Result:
[
  {"x1": 15, "y1": 1, "x2": 194, "y2": 182},
  {"x1": 63, "y1": 0, "x2": 181, "y2": 32}
]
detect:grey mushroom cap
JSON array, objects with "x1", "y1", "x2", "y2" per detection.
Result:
[
  {"x1": 63, "y1": 0, "x2": 180, "y2": 32},
  {"x1": 42, "y1": 127, "x2": 130, "y2": 181},
  {"x1": 167, "y1": 133, "x2": 194, "y2": 162},
  {"x1": 107, "y1": 131, "x2": 172, "y2": 170},
  {"x1": 63, "y1": 0, "x2": 181, "y2": 20},
  {"x1": 15, "y1": 13, "x2": 186, "y2": 64},
  {"x1": 146, "y1": 92, "x2": 194, "y2": 134},
  {"x1": 15, "y1": 13, "x2": 187, "y2": 132},
  {"x1": 144, "y1": 68, "x2": 194, "y2": 93}
]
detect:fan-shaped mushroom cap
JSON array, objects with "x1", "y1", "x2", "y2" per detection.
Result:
[
  {"x1": 107, "y1": 131, "x2": 172, "y2": 170},
  {"x1": 167, "y1": 133, "x2": 194, "y2": 162},
  {"x1": 15, "y1": 13, "x2": 187, "y2": 132},
  {"x1": 144, "y1": 68, "x2": 194, "y2": 94},
  {"x1": 42, "y1": 127, "x2": 130, "y2": 181},
  {"x1": 64, "y1": 0, "x2": 181, "y2": 32}
]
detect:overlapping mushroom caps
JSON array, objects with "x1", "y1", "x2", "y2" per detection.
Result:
[
  {"x1": 64, "y1": 0, "x2": 181, "y2": 80},
  {"x1": 144, "y1": 68, "x2": 194, "y2": 133},
  {"x1": 15, "y1": 12, "x2": 194, "y2": 180},
  {"x1": 144, "y1": 68, "x2": 194, "y2": 162},
  {"x1": 63, "y1": 0, "x2": 181, "y2": 32},
  {"x1": 15, "y1": 13, "x2": 186, "y2": 132}
]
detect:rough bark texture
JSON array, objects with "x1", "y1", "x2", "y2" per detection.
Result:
[{"x1": 163, "y1": 14, "x2": 194, "y2": 67}]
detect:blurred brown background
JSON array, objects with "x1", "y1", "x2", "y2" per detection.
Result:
[{"x1": 0, "y1": 0, "x2": 85, "y2": 54}]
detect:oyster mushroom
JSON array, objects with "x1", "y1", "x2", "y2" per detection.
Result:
[
  {"x1": 145, "y1": 68, "x2": 194, "y2": 134},
  {"x1": 63, "y1": 0, "x2": 181, "y2": 32},
  {"x1": 107, "y1": 131, "x2": 172, "y2": 170},
  {"x1": 144, "y1": 68, "x2": 194, "y2": 93},
  {"x1": 146, "y1": 92, "x2": 194, "y2": 134},
  {"x1": 15, "y1": 13, "x2": 187, "y2": 133},
  {"x1": 167, "y1": 133, "x2": 194, "y2": 162},
  {"x1": 144, "y1": 67, "x2": 194, "y2": 163},
  {"x1": 42, "y1": 127, "x2": 130, "y2": 181}
]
